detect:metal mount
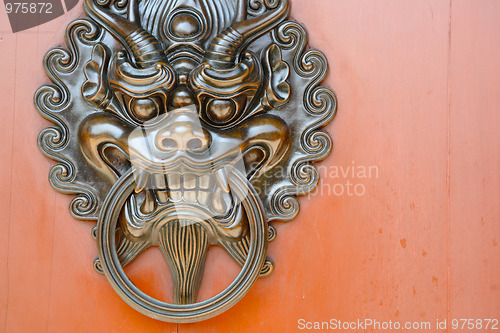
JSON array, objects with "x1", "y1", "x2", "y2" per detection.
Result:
[{"x1": 35, "y1": 0, "x2": 336, "y2": 323}]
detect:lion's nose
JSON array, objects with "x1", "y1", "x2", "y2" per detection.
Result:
[
  {"x1": 155, "y1": 121, "x2": 210, "y2": 152},
  {"x1": 169, "y1": 85, "x2": 196, "y2": 109}
]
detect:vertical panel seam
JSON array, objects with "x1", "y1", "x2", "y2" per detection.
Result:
[
  {"x1": 446, "y1": 0, "x2": 453, "y2": 324},
  {"x1": 4, "y1": 33, "x2": 18, "y2": 332}
]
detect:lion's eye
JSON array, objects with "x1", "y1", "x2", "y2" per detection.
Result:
[
  {"x1": 206, "y1": 99, "x2": 236, "y2": 124},
  {"x1": 130, "y1": 97, "x2": 160, "y2": 121}
]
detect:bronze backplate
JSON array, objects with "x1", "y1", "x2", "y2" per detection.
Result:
[{"x1": 35, "y1": 0, "x2": 336, "y2": 323}]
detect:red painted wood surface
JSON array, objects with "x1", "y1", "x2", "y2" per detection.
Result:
[{"x1": 0, "y1": 0, "x2": 499, "y2": 332}]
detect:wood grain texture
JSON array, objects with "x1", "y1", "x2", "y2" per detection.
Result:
[
  {"x1": 449, "y1": 0, "x2": 500, "y2": 322},
  {"x1": 0, "y1": 20, "x2": 16, "y2": 333},
  {"x1": 183, "y1": 0, "x2": 451, "y2": 331},
  {"x1": 0, "y1": 0, "x2": 498, "y2": 332}
]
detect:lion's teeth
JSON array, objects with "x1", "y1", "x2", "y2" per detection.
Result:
[
  {"x1": 212, "y1": 187, "x2": 232, "y2": 214},
  {"x1": 184, "y1": 174, "x2": 196, "y2": 189},
  {"x1": 215, "y1": 168, "x2": 230, "y2": 193},
  {"x1": 170, "y1": 190, "x2": 182, "y2": 201},
  {"x1": 167, "y1": 173, "x2": 180, "y2": 190},
  {"x1": 197, "y1": 191, "x2": 209, "y2": 205},
  {"x1": 135, "y1": 171, "x2": 149, "y2": 193},
  {"x1": 140, "y1": 190, "x2": 156, "y2": 214},
  {"x1": 155, "y1": 190, "x2": 169, "y2": 204},
  {"x1": 133, "y1": 170, "x2": 233, "y2": 207},
  {"x1": 184, "y1": 190, "x2": 197, "y2": 202},
  {"x1": 199, "y1": 174, "x2": 211, "y2": 190},
  {"x1": 153, "y1": 173, "x2": 167, "y2": 189},
  {"x1": 212, "y1": 188, "x2": 225, "y2": 214}
]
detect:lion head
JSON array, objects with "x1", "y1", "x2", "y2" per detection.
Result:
[{"x1": 36, "y1": 0, "x2": 336, "y2": 322}]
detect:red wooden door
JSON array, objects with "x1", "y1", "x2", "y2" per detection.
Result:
[{"x1": 0, "y1": 0, "x2": 499, "y2": 332}]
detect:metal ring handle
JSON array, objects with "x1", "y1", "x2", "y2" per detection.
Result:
[{"x1": 97, "y1": 168, "x2": 268, "y2": 323}]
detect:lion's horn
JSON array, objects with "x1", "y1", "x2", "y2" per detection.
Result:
[
  {"x1": 84, "y1": 0, "x2": 168, "y2": 68},
  {"x1": 204, "y1": 0, "x2": 290, "y2": 69}
]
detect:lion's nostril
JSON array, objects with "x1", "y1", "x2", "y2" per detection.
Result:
[
  {"x1": 187, "y1": 138, "x2": 203, "y2": 151},
  {"x1": 161, "y1": 138, "x2": 178, "y2": 150},
  {"x1": 154, "y1": 109, "x2": 212, "y2": 152}
]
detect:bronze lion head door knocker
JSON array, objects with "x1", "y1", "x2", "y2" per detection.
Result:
[{"x1": 35, "y1": 0, "x2": 336, "y2": 322}]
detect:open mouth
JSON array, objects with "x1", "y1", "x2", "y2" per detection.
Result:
[
  {"x1": 121, "y1": 159, "x2": 250, "y2": 247},
  {"x1": 132, "y1": 165, "x2": 235, "y2": 216}
]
